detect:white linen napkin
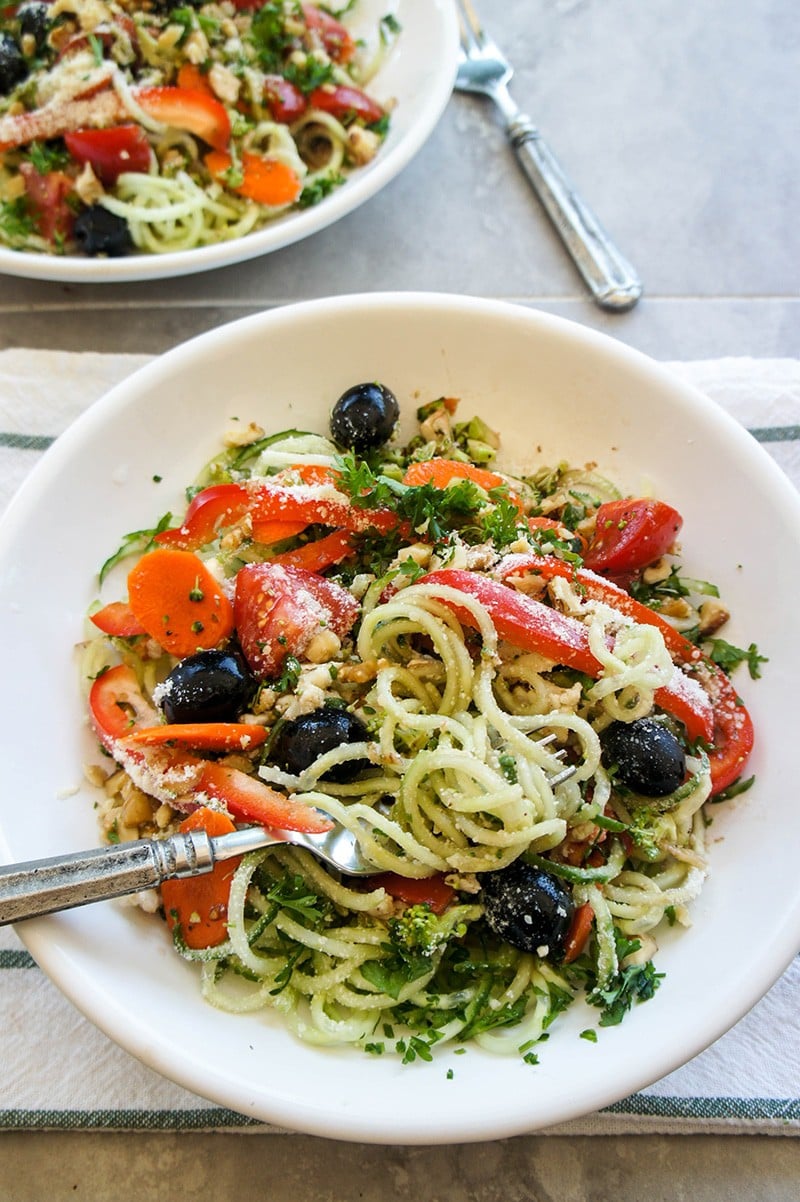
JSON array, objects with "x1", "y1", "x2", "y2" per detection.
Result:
[{"x1": 0, "y1": 350, "x2": 798, "y2": 1136}]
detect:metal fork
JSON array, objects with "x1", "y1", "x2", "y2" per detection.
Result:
[
  {"x1": 454, "y1": 0, "x2": 642, "y2": 312},
  {"x1": 0, "y1": 757, "x2": 577, "y2": 924}
]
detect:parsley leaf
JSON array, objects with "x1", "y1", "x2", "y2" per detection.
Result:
[{"x1": 704, "y1": 638, "x2": 768, "y2": 679}]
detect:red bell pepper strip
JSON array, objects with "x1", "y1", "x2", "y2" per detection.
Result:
[
  {"x1": 422, "y1": 569, "x2": 714, "y2": 744},
  {"x1": 156, "y1": 480, "x2": 397, "y2": 551},
  {"x1": 496, "y1": 554, "x2": 754, "y2": 795},
  {"x1": 134, "y1": 87, "x2": 231, "y2": 152},
  {"x1": 90, "y1": 666, "x2": 331, "y2": 832},
  {"x1": 90, "y1": 600, "x2": 147, "y2": 638},
  {"x1": 370, "y1": 872, "x2": 455, "y2": 915}
]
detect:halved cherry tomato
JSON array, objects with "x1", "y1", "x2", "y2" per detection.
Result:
[
  {"x1": 161, "y1": 807, "x2": 239, "y2": 949},
  {"x1": 262, "y1": 75, "x2": 308, "y2": 123},
  {"x1": 134, "y1": 87, "x2": 231, "y2": 151},
  {"x1": 64, "y1": 125, "x2": 151, "y2": 184},
  {"x1": 18, "y1": 164, "x2": 74, "y2": 243},
  {"x1": 583, "y1": 499, "x2": 682, "y2": 575},
  {"x1": 205, "y1": 149, "x2": 301, "y2": 207},
  {"x1": 422, "y1": 568, "x2": 714, "y2": 743},
  {"x1": 90, "y1": 600, "x2": 147, "y2": 638},
  {"x1": 127, "y1": 722, "x2": 267, "y2": 752},
  {"x1": 234, "y1": 562, "x2": 358, "y2": 680},
  {"x1": 370, "y1": 873, "x2": 455, "y2": 915},
  {"x1": 308, "y1": 84, "x2": 384, "y2": 125},
  {"x1": 302, "y1": 4, "x2": 356, "y2": 62},
  {"x1": 88, "y1": 663, "x2": 160, "y2": 752}
]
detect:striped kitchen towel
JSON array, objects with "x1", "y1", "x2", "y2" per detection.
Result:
[{"x1": 0, "y1": 350, "x2": 798, "y2": 1136}]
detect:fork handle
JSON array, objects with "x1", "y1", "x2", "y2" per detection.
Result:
[
  {"x1": 0, "y1": 832, "x2": 215, "y2": 926},
  {"x1": 508, "y1": 114, "x2": 642, "y2": 312}
]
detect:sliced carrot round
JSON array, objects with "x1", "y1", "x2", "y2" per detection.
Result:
[
  {"x1": 127, "y1": 548, "x2": 234, "y2": 659},
  {"x1": 161, "y1": 807, "x2": 238, "y2": 949}
]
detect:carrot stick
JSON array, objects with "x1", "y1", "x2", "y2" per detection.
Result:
[
  {"x1": 161, "y1": 807, "x2": 239, "y2": 949},
  {"x1": 127, "y1": 547, "x2": 234, "y2": 658},
  {"x1": 250, "y1": 518, "x2": 309, "y2": 545},
  {"x1": 127, "y1": 722, "x2": 267, "y2": 752},
  {"x1": 271, "y1": 529, "x2": 354, "y2": 572},
  {"x1": 402, "y1": 458, "x2": 508, "y2": 492},
  {"x1": 205, "y1": 150, "x2": 301, "y2": 206}
]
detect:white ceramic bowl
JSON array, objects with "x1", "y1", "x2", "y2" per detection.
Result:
[
  {"x1": 1, "y1": 294, "x2": 799, "y2": 1144},
  {"x1": 0, "y1": 0, "x2": 458, "y2": 283}
]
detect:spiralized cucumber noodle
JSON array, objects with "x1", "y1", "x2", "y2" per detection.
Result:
[{"x1": 82, "y1": 394, "x2": 752, "y2": 1063}]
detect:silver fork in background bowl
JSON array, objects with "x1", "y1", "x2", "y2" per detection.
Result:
[{"x1": 454, "y1": 0, "x2": 643, "y2": 313}]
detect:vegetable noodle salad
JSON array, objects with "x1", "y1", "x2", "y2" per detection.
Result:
[
  {"x1": 83, "y1": 384, "x2": 760, "y2": 1061},
  {"x1": 0, "y1": 1, "x2": 396, "y2": 257}
]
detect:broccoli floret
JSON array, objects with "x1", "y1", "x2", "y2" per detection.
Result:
[{"x1": 389, "y1": 903, "x2": 447, "y2": 960}]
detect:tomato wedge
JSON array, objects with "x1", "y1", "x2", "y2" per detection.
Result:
[
  {"x1": 262, "y1": 74, "x2": 308, "y2": 123},
  {"x1": 308, "y1": 84, "x2": 384, "y2": 125},
  {"x1": 161, "y1": 807, "x2": 239, "y2": 949},
  {"x1": 583, "y1": 499, "x2": 682, "y2": 575},
  {"x1": 19, "y1": 164, "x2": 74, "y2": 243},
  {"x1": 64, "y1": 125, "x2": 151, "y2": 185},
  {"x1": 422, "y1": 569, "x2": 714, "y2": 743},
  {"x1": 302, "y1": 4, "x2": 356, "y2": 62},
  {"x1": 234, "y1": 562, "x2": 358, "y2": 679},
  {"x1": 371, "y1": 872, "x2": 455, "y2": 915}
]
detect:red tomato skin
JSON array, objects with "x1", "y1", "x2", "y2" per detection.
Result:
[
  {"x1": 583, "y1": 499, "x2": 683, "y2": 575},
  {"x1": 64, "y1": 125, "x2": 151, "y2": 185},
  {"x1": 302, "y1": 4, "x2": 356, "y2": 62},
  {"x1": 262, "y1": 75, "x2": 308, "y2": 123},
  {"x1": 234, "y1": 563, "x2": 358, "y2": 680},
  {"x1": 18, "y1": 164, "x2": 74, "y2": 243},
  {"x1": 90, "y1": 600, "x2": 147, "y2": 637},
  {"x1": 308, "y1": 84, "x2": 384, "y2": 125}
]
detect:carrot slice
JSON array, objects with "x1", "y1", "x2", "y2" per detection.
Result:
[
  {"x1": 161, "y1": 807, "x2": 239, "y2": 949},
  {"x1": 127, "y1": 548, "x2": 234, "y2": 658},
  {"x1": 128, "y1": 723, "x2": 267, "y2": 752},
  {"x1": 402, "y1": 459, "x2": 508, "y2": 493},
  {"x1": 205, "y1": 149, "x2": 301, "y2": 206}
]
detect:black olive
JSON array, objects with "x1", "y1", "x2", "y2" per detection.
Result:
[
  {"x1": 480, "y1": 860, "x2": 575, "y2": 958},
  {"x1": 0, "y1": 33, "x2": 27, "y2": 94},
  {"x1": 601, "y1": 717, "x2": 686, "y2": 797},
  {"x1": 271, "y1": 707, "x2": 370, "y2": 783},
  {"x1": 159, "y1": 650, "x2": 254, "y2": 724},
  {"x1": 330, "y1": 382, "x2": 400, "y2": 453},
  {"x1": 17, "y1": 2, "x2": 50, "y2": 50},
  {"x1": 73, "y1": 205, "x2": 134, "y2": 257}
]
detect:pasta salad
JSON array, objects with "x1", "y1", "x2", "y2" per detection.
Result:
[
  {"x1": 82, "y1": 382, "x2": 758, "y2": 1061},
  {"x1": 0, "y1": 0, "x2": 395, "y2": 256}
]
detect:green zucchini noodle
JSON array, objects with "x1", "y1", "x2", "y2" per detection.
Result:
[{"x1": 81, "y1": 396, "x2": 755, "y2": 1061}]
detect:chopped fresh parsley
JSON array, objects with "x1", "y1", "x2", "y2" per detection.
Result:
[
  {"x1": 297, "y1": 172, "x2": 345, "y2": 209},
  {"x1": 704, "y1": 638, "x2": 768, "y2": 679}
]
